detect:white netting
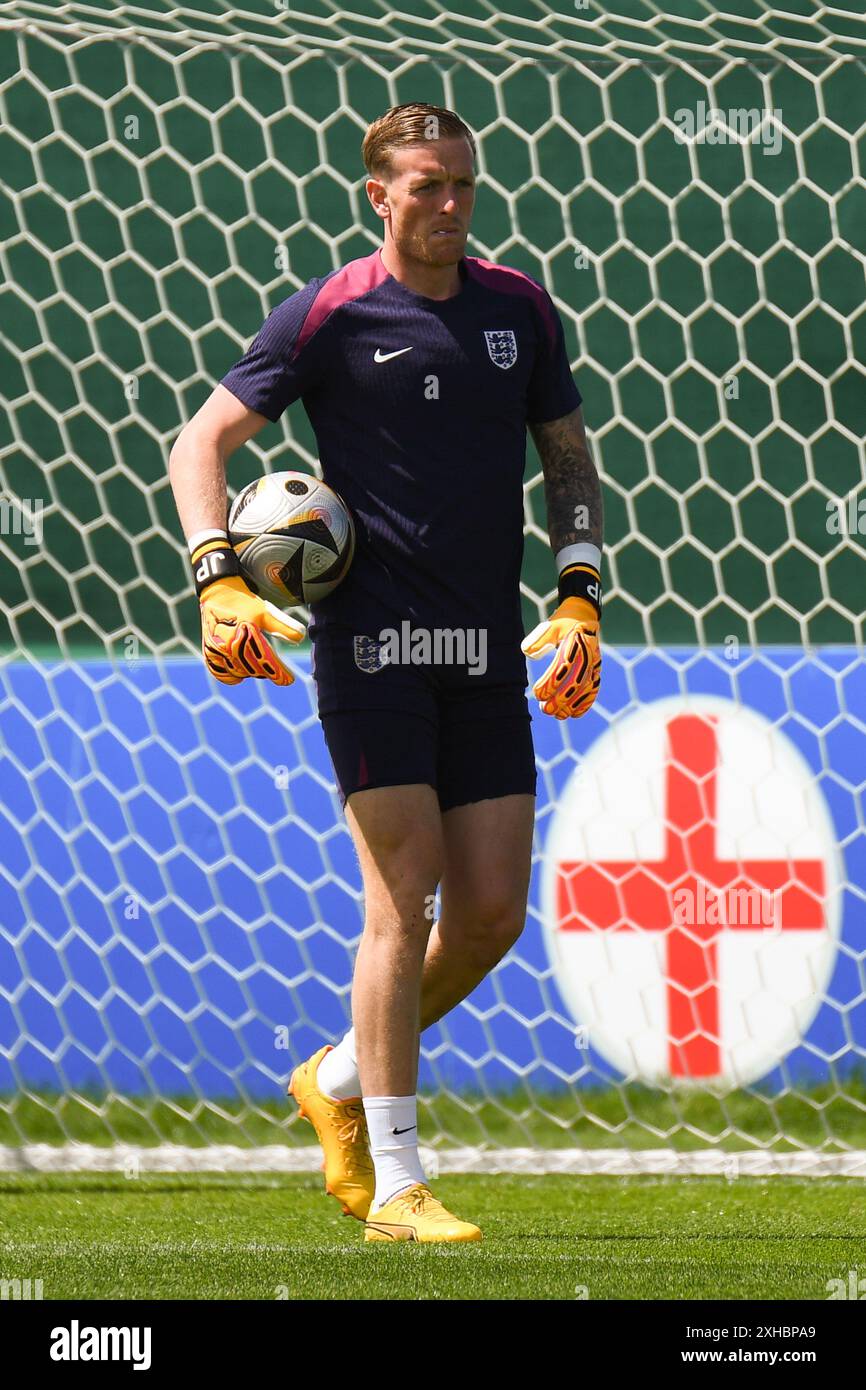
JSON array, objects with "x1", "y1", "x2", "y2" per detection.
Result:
[{"x1": 0, "y1": 0, "x2": 864, "y2": 1167}]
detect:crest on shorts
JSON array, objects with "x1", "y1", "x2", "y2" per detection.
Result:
[
  {"x1": 484, "y1": 330, "x2": 517, "y2": 370},
  {"x1": 353, "y1": 635, "x2": 389, "y2": 673}
]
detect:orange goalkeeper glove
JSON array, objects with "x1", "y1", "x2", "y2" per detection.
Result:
[
  {"x1": 521, "y1": 596, "x2": 601, "y2": 720},
  {"x1": 200, "y1": 576, "x2": 305, "y2": 686},
  {"x1": 191, "y1": 531, "x2": 305, "y2": 687}
]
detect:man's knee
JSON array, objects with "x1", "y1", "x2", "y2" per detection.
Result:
[
  {"x1": 440, "y1": 891, "x2": 527, "y2": 968},
  {"x1": 367, "y1": 843, "x2": 442, "y2": 934}
]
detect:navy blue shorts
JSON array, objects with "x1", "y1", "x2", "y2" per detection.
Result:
[{"x1": 311, "y1": 626, "x2": 536, "y2": 812}]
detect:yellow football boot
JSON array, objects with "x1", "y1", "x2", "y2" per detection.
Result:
[
  {"x1": 289, "y1": 1044, "x2": 374, "y2": 1221},
  {"x1": 364, "y1": 1183, "x2": 482, "y2": 1244}
]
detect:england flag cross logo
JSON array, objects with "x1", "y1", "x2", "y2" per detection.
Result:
[
  {"x1": 483, "y1": 329, "x2": 517, "y2": 369},
  {"x1": 541, "y1": 697, "x2": 841, "y2": 1087}
]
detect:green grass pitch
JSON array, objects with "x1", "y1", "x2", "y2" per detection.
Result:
[
  {"x1": 5, "y1": 1075, "x2": 866, "y2": 1150},
  {"x1": 2, "y1": 1173, "x2": 863, "y2": 1300}
]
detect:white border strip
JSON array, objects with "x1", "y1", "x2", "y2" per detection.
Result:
[{"x1": 2, "y1": 1145, "x2": 865, "y2": 1177}]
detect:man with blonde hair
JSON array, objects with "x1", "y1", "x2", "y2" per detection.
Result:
[{"x1": 169, "y1": 102, "x2": 603, "y2": 1243}]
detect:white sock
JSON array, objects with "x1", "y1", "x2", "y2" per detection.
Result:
[
  {"x1": 317, "y1": 1028, "x2": 360, "y2": 1100},
  {"x1": 363, "y1": 1096, "x2": 427, "y2": 1210}
]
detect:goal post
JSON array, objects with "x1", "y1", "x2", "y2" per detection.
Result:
[{"x1": 0, "y1": 0, "x2": 865, "y2": 1171}]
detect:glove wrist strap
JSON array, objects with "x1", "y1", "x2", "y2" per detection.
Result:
[
  {"x1": 190, "y1": 530, "x2": 241, "y2": 598},
  {"x1": 557, "y1": 563, "x2": 602, "y2": 620}
]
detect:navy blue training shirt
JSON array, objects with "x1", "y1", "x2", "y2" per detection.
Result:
[{"x1": 220, "y1": 248, "x2": 581, "y2": 664}]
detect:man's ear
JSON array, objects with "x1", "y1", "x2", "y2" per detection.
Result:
[{"x1": 365, "y1": 176, "x2": 389, "y2": 222}]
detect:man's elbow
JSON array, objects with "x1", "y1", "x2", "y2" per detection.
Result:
[
  {"x1": 168, "y1": 426, "x2": 184, "y2": 469},
  {"x1": 168, "y1": 423, "x2": 198, "y2": 472}
]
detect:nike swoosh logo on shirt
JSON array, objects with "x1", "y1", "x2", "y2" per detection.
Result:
[
  {"x1": 374, "y1": 347, "x2": 414, "y2": 363},
  {"x1": 392, "y1": 1125, "x2": 416, "y2": 1135}
]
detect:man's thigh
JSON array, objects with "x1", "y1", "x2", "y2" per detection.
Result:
[
  {"x1": 345, "y1": 783, "x2": 444, "y2": 915},
  {"x1": 439, "y1": 794, "x2": 535, "y2": 926}
]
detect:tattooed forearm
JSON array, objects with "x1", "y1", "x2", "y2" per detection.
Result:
[{"x1": 530, "y1": 407, "x2": 603, "y2": 555}]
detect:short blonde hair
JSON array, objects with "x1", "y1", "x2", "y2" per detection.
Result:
[{"x1": 362, "y1": 102, "x2": 476, "y2": 179}]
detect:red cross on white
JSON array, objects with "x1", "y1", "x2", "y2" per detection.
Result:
[{"x1": 542, "y1": 698, "x2": 839, "y2": 1086}]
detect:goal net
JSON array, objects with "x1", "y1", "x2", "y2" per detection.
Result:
[{"x1": 1, "y1": 0, "x2": 865, "y2": 1174}]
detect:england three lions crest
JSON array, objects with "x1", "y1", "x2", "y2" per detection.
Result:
[
  {"x1": 484, "y1": 330, "x2": 517, "y2": 370},
  {"x1": 353, "y1": 635, "x2": 389, "y2": 673}
]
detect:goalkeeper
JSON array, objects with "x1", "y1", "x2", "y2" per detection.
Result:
[{"x1": 168, "y1": 102, "x2": 603, "y2": 1244}]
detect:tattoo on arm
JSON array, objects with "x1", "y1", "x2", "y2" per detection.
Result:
[{"x1": 530, "y1": 407, "x2": 603, "y2": 555}]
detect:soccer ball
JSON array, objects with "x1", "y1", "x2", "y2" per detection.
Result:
[{"x1": 227, "y1": 471, "x2": 355, "y2": 607}]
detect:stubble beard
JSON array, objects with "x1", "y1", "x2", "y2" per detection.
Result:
[{"x1": 396, "y1": 219, "x2": 466, "y2": 268}]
